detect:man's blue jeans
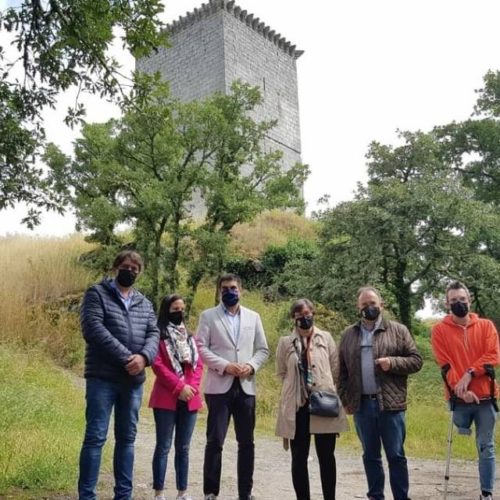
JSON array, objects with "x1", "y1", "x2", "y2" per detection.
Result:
[
  {"x1": 453, "y1": 402, "x2": 497, "y2": 493},
  {"x1": 354, "y1": 398, "x2": 410, "y2": 500},
  {"x1": 152, "y1": 402, "x2": 198, "y2": 491},
  {"x1": 78, "y1": 377, "x2": 143, "y2": 500}
]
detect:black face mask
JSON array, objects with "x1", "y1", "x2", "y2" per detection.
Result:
[
  {"x1": 116, "y1": 268, "x2": 137, "y2": 288},
  {"x1": 296, "y1": 316, "x2": 314, "y2": 330},
  {"x1": 450, "y1": 301, "x2": 469, "y2": 318},
  {"x1": 169, "y1": 310, "x2": 184, "y2": 326},
  {"x1": 361, "y1": 305, "x2": 381, "y2": 321},
  {"x1": 221, "y1": 289, "x2": 239, "y2": 307}
]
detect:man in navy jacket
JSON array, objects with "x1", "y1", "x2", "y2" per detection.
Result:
[{"x1": 78, "y1": 250, "x2": 159, "y2": 500}]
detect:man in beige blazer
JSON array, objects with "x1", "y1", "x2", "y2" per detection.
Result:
[{"x1": 196, "y1": 273, "x2": 269, "y2": 500}]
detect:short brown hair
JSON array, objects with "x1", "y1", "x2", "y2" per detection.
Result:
[
  {"x1": 217, "y1": 273, "x2": 242, "y2": 290},
  {"x1": 446, "y1": 281, "x2": 470, "y2": 300},
  {"x1": 290, "y1": 298, "x2": 315, "y2": 318},
  {"x1": 112, "y1": 250, "x2": 144, "y2": 272}
]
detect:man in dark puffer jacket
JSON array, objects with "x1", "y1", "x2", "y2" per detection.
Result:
[
  {"x1": 78, "y1": 250, "x2": 159, "y2": 500},
  {"x1": 338, "y1": 286, "x2": 422, "y2": 500}
]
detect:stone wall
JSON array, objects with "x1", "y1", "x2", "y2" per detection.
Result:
[
  {"x1": 222, "y1": 9, "x2": 302, "y2": 169},
  {"x1": 136, "y1": 10, "x2": 226, "y2": 100}
]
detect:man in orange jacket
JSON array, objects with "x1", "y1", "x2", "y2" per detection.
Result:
[{"x1": 432, "y1": 281, "x2": 500, "y2": 500}]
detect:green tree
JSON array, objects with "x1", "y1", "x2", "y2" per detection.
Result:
[
  {"x1": 184, "y1": 85, "x2": 309, "y2": 308},
  {"x1": 435, "y1": 70, "x2": 500, "y2": 204},
  {"x1": 290, "y1": 131, "x2": 499, "y2": 330},
  {"x1": 1, "y1": 0, "x2": 167, "y2": 226},
  {"x1": 433, "y1": 70, "x2": 500, "y2": 324},
  {"x1": 47, "y1": 80, "x2": 309, "y2": 307}
]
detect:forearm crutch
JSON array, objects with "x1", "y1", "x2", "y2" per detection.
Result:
[
  {"x1": 484, "y1": 364, "x2": 499, "y2": 412},
  {"x1": 441, "y1": 364, "x2": 455, "y2": 500}
]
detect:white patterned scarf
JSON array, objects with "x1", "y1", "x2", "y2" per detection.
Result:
[{"x1": 163, "y1": 323, "x2": 199, "y2": 378}]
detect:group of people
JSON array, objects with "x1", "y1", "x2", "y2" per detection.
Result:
[{"x1": 77, "y1": 250, "x2": 500, "y2": 500}]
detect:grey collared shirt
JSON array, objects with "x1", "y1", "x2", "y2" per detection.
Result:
[{"x1": 360, "y1": 318, "x2": 382, "y2": 395}]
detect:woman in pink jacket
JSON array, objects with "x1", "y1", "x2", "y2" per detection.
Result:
[{"x1": 149, "y1": 294, "x2": 203, "y2": 500}]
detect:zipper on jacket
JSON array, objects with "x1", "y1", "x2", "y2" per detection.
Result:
[
  {"x1": 462, "y1": 324, "x2": 469, "y2": 350},
  {"x1": 125, "y1": 309, "x2": 134, "y2": 350},
  {"x1": 111, "y1": 284, "x2": 134, "y2": 350}
]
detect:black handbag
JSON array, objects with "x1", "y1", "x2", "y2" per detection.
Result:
[{"x1": 309, "y1": 391, "x2": 340, "y2": 417}]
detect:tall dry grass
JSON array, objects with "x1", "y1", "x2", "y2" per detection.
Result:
[
  {"x1": 230, "y1": 210, "x2": 318, "y2": 258},
  {"x1": 0, "y1": 235, "x2": 101, "y2": 496},
  {"x1": 0, "y1": 234, "x2": 95, "y2": 367}
]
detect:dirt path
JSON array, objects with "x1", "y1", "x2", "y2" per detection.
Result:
[{"x1": 96, "y1": 411, "x2": 487, "y2": 500}]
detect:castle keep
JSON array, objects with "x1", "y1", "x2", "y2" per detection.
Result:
[{"x1": 136, "y1": 1, "x2": 303, "y2": 213}]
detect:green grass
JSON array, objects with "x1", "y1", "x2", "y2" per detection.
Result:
[
  {"x1": 0, "y1": 276, "x2": 490, "y2": 496},
  {"x1": 404, "y1": 335, "x2": 481, "y2": 459},
  {"x1": 0, "y1": 345, "x2": 86, "y2": 495}
]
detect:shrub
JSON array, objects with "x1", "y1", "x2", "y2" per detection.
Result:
[
  {"x1": 411, "y1": 318, "x2": 432, "y2": 337},
  {"x1": 261, "y1": 238, "x2": 319, "y2": 278},
  {"x1": 225, "y1": 238, "x2": 319, "y2": 295},
  {"x1": 230, "y1": 209, "x2": 317, "y2": 258},
  {"x1": 223, "y1": 256, "x2": 266, "y2": 289}
]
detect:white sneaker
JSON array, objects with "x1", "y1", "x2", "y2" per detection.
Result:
[
  {"x1": 177, "y1": 495, "x2": 193, "y2": 500},
  {"x1": 480, "y1": 494, "x2": 493, "y2": 500},
  {"x1": 204, "y1": 495, "x2": 217, "y2": 500},
  {"x1": 154, "y1": 496, "x2": 166, "y2": 500}
]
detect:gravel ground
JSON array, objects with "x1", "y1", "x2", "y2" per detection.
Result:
[{"x1": 94, "y1": 411, "x2": 486, "y2": 500}]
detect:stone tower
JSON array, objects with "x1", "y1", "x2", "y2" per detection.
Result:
[{"x1": 136, "y1": 0, "x2": 303, "y2": 204}]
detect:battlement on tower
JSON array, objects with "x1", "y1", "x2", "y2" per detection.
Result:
[{"x1": 167, "y1": 0, "x2": 304, "y2": 60}]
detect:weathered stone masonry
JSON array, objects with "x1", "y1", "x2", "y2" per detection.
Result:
[{"x1": 136, "y1": 0, "x2": 304, "y2": 206}]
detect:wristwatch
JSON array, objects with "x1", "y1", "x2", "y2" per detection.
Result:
[{"x1": 466, "y1": 368, "x2": 475, "y2": 377}]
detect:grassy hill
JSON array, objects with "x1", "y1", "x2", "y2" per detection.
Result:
[{"x1": 0, "y1": 228, "x2": 489, "y2": 496}]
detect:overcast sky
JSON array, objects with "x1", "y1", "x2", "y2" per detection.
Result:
[{"x1": 1, "y1": 0, "x2": 500, "y2": 236}]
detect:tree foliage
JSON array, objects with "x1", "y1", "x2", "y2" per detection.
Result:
[
  {"x1": 435, "y1": 71, "x2": 500, "y2": 206},
  {"x1": 46, "y1": 79, "x2": 309, "y2": 306},
  {"x1": 268, "y1": 70, "x2": 500, "y2": 329},
  {"x1": 0, "y1": 0, "x2": 167, "y2": 226},
  {"x1": 431, "y1": 70, "x2": 500, "y2": 323},
  {"x1": 282, "y1": 130, "x2": 500, "y2": 329}
]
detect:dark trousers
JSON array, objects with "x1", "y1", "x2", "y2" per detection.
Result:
[
  {"x1": 203, "y1": 379, "x2": 256, "y2": 499},
  {"x1": 290, "y1": 404, "x2": 337, "y2": 500}
]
